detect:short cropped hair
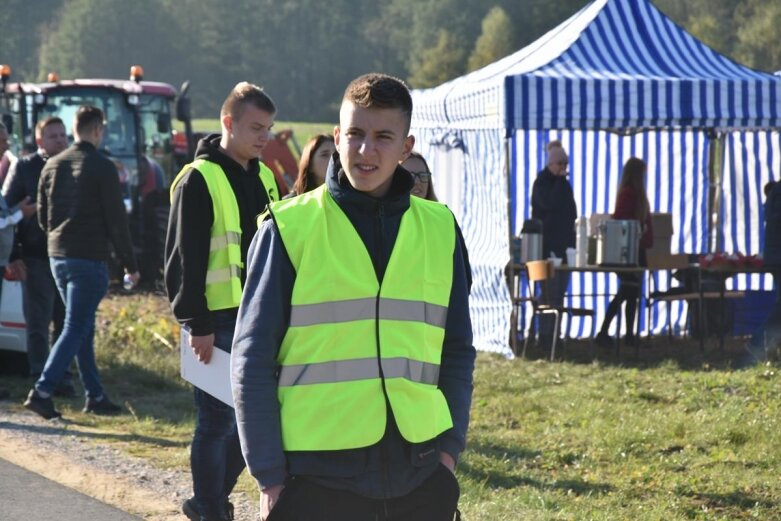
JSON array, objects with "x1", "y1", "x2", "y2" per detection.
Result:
[
  {"x1": 221, "y1": 82, "x2": 276, "y2": 120},
  {"x1": 36, "y1": 116, "x2": 65, "y2": 138},
  {"x1": 75, "y1": 106, "x2": 104, "y2": 135},
  {"x1": 342, "y1": 73, "x2": 413, "y2": 130}
]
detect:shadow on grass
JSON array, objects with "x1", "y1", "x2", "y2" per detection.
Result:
[
  {"x1": 0, "y1": 419, "x2": 187, "y2": 448},
  {"x1": 519, "y1": 335, "x2": 760, "y2": 372},
  {"x1": 681, "y1": 489, "x2": 776, "y2": 511},
  {"x1": 460, "y1": 439, "x2": 613, "y2": 496}
]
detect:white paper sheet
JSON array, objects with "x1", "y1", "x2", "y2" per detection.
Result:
[{"x1": 180, "y1": 328, "x2": 234, "y2": 407}]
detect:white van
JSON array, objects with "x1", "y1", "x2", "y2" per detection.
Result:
[{"x1": 0, "y1": 278, "x2": 26, "y2": 353}]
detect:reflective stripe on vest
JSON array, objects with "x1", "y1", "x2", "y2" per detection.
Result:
[
  {"x1": 170, "y1": 159, "x2": 278, "y2": 310},
  {"x1": 278, "y1": 357, "x2": 440, "y2": 387},
  {"x1": 288, "y1": 297, "x2": 448, "y2": 328},
  {"x1": 269, "y1": 185, "x2": 456, "y2": 451}
]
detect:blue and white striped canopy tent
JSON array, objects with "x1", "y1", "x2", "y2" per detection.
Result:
[{"x1": 411, "y1": 0, "x2": 781, "y2": 358}]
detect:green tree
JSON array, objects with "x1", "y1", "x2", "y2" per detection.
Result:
[
  {"x1": 38, "y1": 0, "x2": 182, "y2": 84},
  {"x1": 0, "y1": 0, "x2": 64, "y2": 81},
  {"x1": 734, "y1": 0, "x2": 781, "y2": 72},
  {"x1": 408, "y1": 30, "x2": 466, "y2": 88},
  {"x1": 467, "y1": 6, "x2": 515, "y2": 72}
]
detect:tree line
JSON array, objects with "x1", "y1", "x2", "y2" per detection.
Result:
[{"x1": 1, "y1": 0, "x2": 779, "y2": 122}]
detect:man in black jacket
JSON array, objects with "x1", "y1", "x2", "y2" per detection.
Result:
[
  {"x1": 3, "y1": 117, "x2": 70, "y2": 386},
  {"x1": 165, "y1": 82, "x2": 280, "y2": 521},
  {"x1": 24, "y1": 106, "x2": 139, "y2": 420}
]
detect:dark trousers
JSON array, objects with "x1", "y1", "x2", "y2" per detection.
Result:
[
  {"x1": 23, "y1": 257, "x2": 66, "y2": 377},
  {"x1": 190, "y1": 310, "x2": 245, "y2": 518},
  {"x1": 600, "y1": 273, "x2": 641, "y2": 336},
  {"x1": 268, "y1": 464, "x2": 460, "y2": 521},
  {"x1": 538, "y1": 270, "x2": 570, "y2": 341},
  {"x1": 752, "y1": 268, "x2": 781, "y2": 350}
]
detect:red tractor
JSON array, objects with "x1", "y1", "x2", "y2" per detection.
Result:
[{"x1": 0, "y1": 65, "x2": 194, "y2": 286}]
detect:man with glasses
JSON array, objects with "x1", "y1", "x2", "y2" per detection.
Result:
[
  {"x1": 24, "y1": 105, "x2": 139, "y2": 420},
  {"x1": 530, "y1": 140, "x2": 578, "y2": 349}
]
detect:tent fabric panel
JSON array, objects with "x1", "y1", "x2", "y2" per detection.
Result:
[
  {"x1": 413, "y1": 127, "x2": 513, "y2": 357},
  {"x1": 720, "y1": 131, "x2": 779, "y2": 291},
  {"x1": 511, "y1": 129, "x2": 710, "y2": 337}
]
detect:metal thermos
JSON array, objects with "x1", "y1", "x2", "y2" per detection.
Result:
[
  {"x1": 597, "y1": 220, "x2": 640, "y2": 266},
  {"x1": 519, "y1": 218, "x2": 543, "y2": 263}
]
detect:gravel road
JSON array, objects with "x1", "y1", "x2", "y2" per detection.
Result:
[{"x1": 0, "y1": 403, "x2": 256, "y2": 520}]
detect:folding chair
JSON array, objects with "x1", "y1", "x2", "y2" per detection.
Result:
[{"x1": 522, "y1": 260, "x2": 594, "y2": 361}]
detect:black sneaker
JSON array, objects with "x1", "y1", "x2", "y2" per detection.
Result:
[
  {"x1": 53, "y1": 381, "x2": 77, "y2": 398},
  {"x1": 624, "y1": 333, "x2": 637, "y2": 347},
  {"x1": 23, "y1": 389, "x2": 62, "y2": 420},
  {"x1": 182, "y1": 498, "x2": 199, "y2": 521},
  {"x1": 183, "y1": 498, "x2": 234, "y2": 521},
  {"x1": 83, "y1": 395, "x2": 122, "y2": 415}
]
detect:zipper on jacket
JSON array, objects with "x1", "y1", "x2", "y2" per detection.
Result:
[{"x1": 374, "y1": 201, "x2": 393, "y2": 500}]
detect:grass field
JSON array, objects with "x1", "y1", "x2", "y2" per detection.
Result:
[{"x1": 3, "y1": 291, "x2": 780, "y2": 520}]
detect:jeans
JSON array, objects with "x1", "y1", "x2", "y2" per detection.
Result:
[
  {"x1": 190, "y1": 310, "x2": 245, "y2": 518},
  {"x1": 268, "y1": 464, "x2": 460, "y2": 521},
  {"x1": 23, "y1": 257, "x2": 67, "y2": 376},
  {"x1": 35, "y1": 257, "x2": 108, "y2": 397}
]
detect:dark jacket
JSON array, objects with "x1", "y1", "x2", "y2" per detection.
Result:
[
  {"x1": 764, "y1": 182, "x2": 781, "y2": 265},
  {"x1": 612, "y1": 186, "x2": 654, "y2": 249},
  {"x1": 165, "y1": 134, "x2": 279, "y2": 337},
  {"x1": 3, "y1": 151, "x2": 48, "y2": 258},
  {"x1": 531, "y1": 167, "x2": 577, "y2": 258},
  {"x1": 37, "y1": 142, "x2": 137, "y2": 272},
  {"x1": 231, "y1": 154, "x2": 475, "y2": 499}
]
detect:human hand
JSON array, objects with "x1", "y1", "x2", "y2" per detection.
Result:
[
  {"x1": 6, "y1": 259, "x2": 26, "y2": 281},
  {"x1": 260, "y1": 484, "x2": 285, "y2": 520},
  {"x1": 439, "y1": 452, "x2": 456, "y2": 473},
  {"x1": 190, "y1": 333, "x2": 215, "y2": 364},
  {"x1": 18, "y1": 196, "x2": 36, "y2": 219},
  {"x1": 126, "y1": 270, "x2": 140, "y2": 286}
]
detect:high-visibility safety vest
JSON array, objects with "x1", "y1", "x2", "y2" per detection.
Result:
[
  {"x1": 171, "y1": 159, "x2": 278, "y2": 310},
  {"x1": 268, "y1": 185, "x2": 456, "y2": 451}
]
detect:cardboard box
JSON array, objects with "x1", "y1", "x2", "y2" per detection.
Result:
[
  {"x1": 648, "y1": 213, "x2": 673, "y2": 256},
  {"x1": 588, "y1": 213, "x2": 611, "y2": 236},
  {"x1": 646, "y1": 252, "x2": 690, "y2": 269}
]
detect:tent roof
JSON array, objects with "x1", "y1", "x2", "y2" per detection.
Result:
[{"x1": 412, "y1": 0, "x2": 781, "y2": 131}]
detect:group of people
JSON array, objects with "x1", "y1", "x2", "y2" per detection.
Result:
[
  {"x1": 165, "y1": 75, "x2": 474, "y2": 521},
  {"x1": 530, "y1": 140, "x2": 653, "y2": 348},
  {"x1": 7, "y1": 73, "x2": 468, "y2": 521}
]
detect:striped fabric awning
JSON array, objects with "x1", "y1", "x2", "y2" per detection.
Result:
[{"x1": 412, "y1": 0, "x2": 781, "y2": 133}]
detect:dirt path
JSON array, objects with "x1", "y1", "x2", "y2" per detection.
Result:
[{"x1": 0, "y1": 405, "x2": 255, "y2": 520}]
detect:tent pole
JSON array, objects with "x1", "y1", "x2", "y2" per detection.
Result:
[
  {"x1": 707, "y1": 130, "x2": 725, "y2": 253},
  {"x1": 504, "y1": 134, "x2": 518, "y2": 353}
]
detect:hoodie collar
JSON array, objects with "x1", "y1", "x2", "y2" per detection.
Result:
[{"x1": 194, "y1": 133, "x2": 260, "y2": 175}]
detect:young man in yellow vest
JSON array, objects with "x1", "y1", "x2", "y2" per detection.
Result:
[
  {"x1": 232, "y1": 73, "x2": 476, "y2": 520},
  {"x1": 165, "y1": 82, "x2": 280, "y2": 521}
]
